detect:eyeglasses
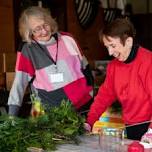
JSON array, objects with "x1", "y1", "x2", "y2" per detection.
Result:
[{"x1": 31, "y1": 23, "x2": 50, "y2": 35}]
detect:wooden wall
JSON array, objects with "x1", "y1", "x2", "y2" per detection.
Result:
[
  {"x1": 0, "y1": 0, "x2": 15, "y2": 53},
  {"x1": 0, "y1": 0, "x2": 17, "y2": 89}
]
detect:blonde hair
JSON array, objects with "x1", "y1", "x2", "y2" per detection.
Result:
[{"x1": 19, "y1": 6, "x2": 58, "y2": 43}]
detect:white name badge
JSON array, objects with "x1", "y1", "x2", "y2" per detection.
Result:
[{"x1": 49, "y1": 73, "x2": 64, "y2": 83}]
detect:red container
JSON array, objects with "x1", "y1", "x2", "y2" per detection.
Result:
[{"x1": 128, "y1": 141, "x2": 144, "y2": 152}]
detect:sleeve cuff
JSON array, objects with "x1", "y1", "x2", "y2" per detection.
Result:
[{"x1": 8, "y1": 105, "x2": 20, "y2": 116}]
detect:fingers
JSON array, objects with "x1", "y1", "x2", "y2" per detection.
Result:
[{"x1": 84, "y1": 123, "x2": 91, "y2": 132}]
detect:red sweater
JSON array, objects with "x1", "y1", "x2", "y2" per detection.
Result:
[{"x1": 87, "y1": 47, "x2": 152, "y2": 127}]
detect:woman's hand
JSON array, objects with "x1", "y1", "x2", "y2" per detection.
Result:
[
  {"x1": 141, "y1": 128, "x2": 152, "y2": 144},
  {"x1": 84, "y1": 123, "x2": 91, "y2": 132}
]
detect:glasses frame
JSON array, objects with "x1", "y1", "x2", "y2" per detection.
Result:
[{"x1": 31, "y1": 23, "x2": 51, "y2": 35}]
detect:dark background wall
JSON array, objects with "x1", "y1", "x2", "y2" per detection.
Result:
[{"x1": 132, "y1": 14, "x2": 152, "y2": 50}]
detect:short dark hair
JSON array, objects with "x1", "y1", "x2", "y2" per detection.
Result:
[{"x1": 99, "y1": 18, "x2": 136, "y2": 45}]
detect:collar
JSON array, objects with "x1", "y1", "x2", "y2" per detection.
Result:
[
  {"x1": 37, "y1": 36, "x2": 55, "y2": 45},
  {"x1": 32, "y1": 32, "x2": 60, "y2": 46},
  {"x1": 124, "y1": 44, "x2": 139, "y2": 63}
]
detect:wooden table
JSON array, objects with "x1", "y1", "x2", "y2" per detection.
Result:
[{"x1": 54, "y1": 135, "x2": 152, "y2": 152}]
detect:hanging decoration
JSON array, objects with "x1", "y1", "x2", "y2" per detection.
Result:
[
  {"x1": 99, "y1": 0, "x2": 126, "y2": 23},
  {"x1": 74, "y1": 0, "x2": 99, "y2": 29}
]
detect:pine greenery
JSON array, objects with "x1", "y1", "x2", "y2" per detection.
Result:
[{"x1": 0, "y1": 100, "x2": 85, "y2": 152}]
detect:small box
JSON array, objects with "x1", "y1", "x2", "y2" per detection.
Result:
[{"x1": 92, "y1": 107, "x2": 125, "y2": 134}]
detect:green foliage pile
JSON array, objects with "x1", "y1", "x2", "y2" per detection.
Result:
[{"x1": 0, "y1": 101, "x2": 85, "y2": 152}]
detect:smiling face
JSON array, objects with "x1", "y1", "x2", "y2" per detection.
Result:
[
  {"x1": 28, "y1": 16, "x2": 52, "y2": 42},
  {"x1": 103, "y1": 35, "x2": 133, "y2": 62}
]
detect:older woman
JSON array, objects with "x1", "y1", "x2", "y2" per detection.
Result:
[
  {"x1": 8, "y1": 6, "x2": 93, "y2": 116},
  {"x1": 85, "y1": 18, "x2": 152, "y2": 140}
]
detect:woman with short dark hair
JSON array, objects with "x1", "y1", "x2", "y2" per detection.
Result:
[{"x1": 86, "y1": 18, "x2": 152, "y2": 141}]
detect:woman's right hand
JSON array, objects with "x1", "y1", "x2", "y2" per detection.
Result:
[{"x1": 84, "y1": 123, "x2": 91, "y2": 132}]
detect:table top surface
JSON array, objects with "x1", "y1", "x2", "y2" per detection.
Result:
[
  {"x1": 54, "y1": 135, "x2": 152, "y2": 152},
  {"x1": 55, "y1": 135, "x2": 101, "y2": 152}
]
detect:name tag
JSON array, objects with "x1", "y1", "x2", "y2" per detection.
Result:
[{"x1": 49, "y1": 73, "x2": 64, "y2": 83}]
